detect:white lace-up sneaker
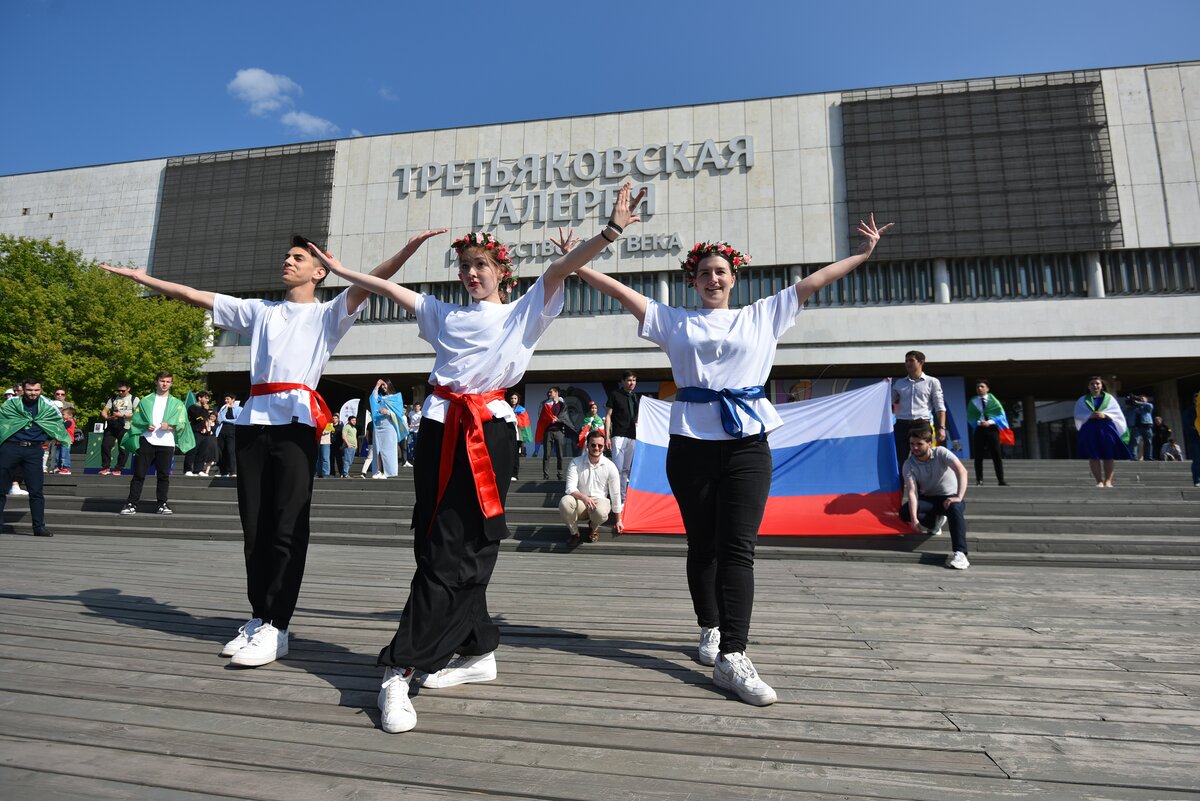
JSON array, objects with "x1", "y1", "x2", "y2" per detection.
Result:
[
  {"x1": 947, "y1": 551, "x2": 971, "y2": 570},
  {"x1": 418, "y1": 652, "x2": 497, "y2": 689},
  {"x1": 379, "y1": 667, "x2": 417, "y2": 733},
  {"x1": 220, "y1": 617, "x2": 263, "y2": 657},
  {"x1": 713, "y1": 651, "x2": 777, "y2": 706},
  {"x1": 931, "y1": 515, "x2": 947, "y2": 536},
  {"x1": 697, "y1": 627, "x2": 721, "y2": 666},
  {"x1": 229, "y1": 622, "x2": 287, "y2": 666}
]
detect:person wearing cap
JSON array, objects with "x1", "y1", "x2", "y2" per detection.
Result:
[
  {"x1": 101, "y1": 231, "x2": 442, "y2": 668},
  {"x1": 0, "y1": 377, "x2": 71, "y2": 537}
]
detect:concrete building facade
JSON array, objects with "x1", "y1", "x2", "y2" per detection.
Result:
[{"x1": 3, "y1": 62, "x2": 1199, "y2": 456}]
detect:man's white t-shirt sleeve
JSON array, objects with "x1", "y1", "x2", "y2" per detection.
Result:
[{"x1": 211, "y1": 294, "x2": 264, "y2": 336}]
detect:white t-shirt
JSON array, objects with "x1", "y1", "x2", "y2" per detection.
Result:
[
  {"x1": 416, "y1": 275, "x2": 564, "y2": 424},
  {"x1": 211, "y1": 289, "x2": 366, "y2": 427},
  {"x1": 639, "y1": 285, "x2": 801, "y2": 439},
  {"x1": 143, "y1": 393, "x2": 175, "y2": 447}
]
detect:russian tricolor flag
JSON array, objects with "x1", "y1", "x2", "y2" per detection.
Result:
[{"x1": 622, "y1": 380, "x2": 907, "y2": 535}]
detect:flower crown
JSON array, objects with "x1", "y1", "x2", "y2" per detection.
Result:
[
  {"x1": 451, "y1": 231, "x2": 517, "y2": 293},
  {"x1": 680, "y1": 241, "x2": 751, "y2": 285}
]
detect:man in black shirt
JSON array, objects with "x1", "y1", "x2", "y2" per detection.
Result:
[
  {"x1": 605, "y1": 371, "x2": 640, "y2": 503},
  {"x1": 542, "y1": 387, "x2": 567, "y2": 480},
  {"x1": 184, "y1": 391, "x2": 212, "y2": 475}
]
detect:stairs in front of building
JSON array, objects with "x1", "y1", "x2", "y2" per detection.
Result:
[{"x1": 4, "y1": 460, "x2": 1198, "y2": 568}]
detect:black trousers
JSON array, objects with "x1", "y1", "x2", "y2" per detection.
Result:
[
  {"x1": 235, "y1": 423, "x2": 317, "y2": 631},
  {"x1": 542, "y1": 429, "x2": 565, "y2": 478},
  {"x1": 0, "y1": 441, "x2": 47, "y2": 530},
  {"x1": 379, "y1": 417, "x2": 514, "y2": 674},
  {"x1": 972, "y1": 425, "x2": 1005, "y2": 482},
  {"x1": 218, "y1": 431, "x2": 237, "y2": 475},
  {"x1": 901, "y1": 496, "x2": 969, "y2": 554},
  {"x1": 126, "y1": 439, "x2": 174, "y2": 505},
  {"x1": 100, "y1": 429, "x2": 126, "y2": 470},
  {"x1": 666, "y1": 434, "x2": 771, "y2": 655}
]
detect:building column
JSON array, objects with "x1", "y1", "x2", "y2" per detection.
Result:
[
  {"x1": 657, "y1": 273, "x2": 670, "y2": 305},
  {"x1": 1022, "y1": 395, "x2": 1040, "y2": 459},
  {"x1": 1086, "y1": 251, "x2": 1105, "y2": 298},
  {"x1": 933, "y1": 258, "x2": 950, "y2": 304}
]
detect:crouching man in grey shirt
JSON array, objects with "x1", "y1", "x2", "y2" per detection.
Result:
[{"x1": 900, "y1": 423, "x2": 971, "y2": 570}]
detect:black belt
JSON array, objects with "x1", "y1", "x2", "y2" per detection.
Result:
[{"x1": 6, "y1": 440, "x2": 46, "y2": 448}]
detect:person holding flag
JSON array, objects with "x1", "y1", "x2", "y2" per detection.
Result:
[
  {"x1": 309, "y1": 183, "x2": 643, "y2": 734},
  {"x1": 572, "y1": 213, "x2": 893, "y2": 707},
  {"x1": 509, "y1": 392, "x2": 531, "y2": 481},
  {"x1": 1074, "y1": 376, "x2": 1131, "y2": 488},
  {"x1": 577, "y1": 400, "x2": 605, "y2": 449},
  {"x1": 966, "y1": 379, "x2": 1010, "y2": 486},
  {"x1": 101, "y1": 229, "x2": 442, "y2": 668},
  {"x1": 536, "y1": 387, "x2": 567, "y2": 479},
  {"x1": 368, "y1": 379, "x2": 408, "y2": 477}
]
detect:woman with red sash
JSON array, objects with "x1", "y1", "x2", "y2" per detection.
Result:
[
  {"x1": 101, "y1": 232, "x2": 440, "y2": 668},
  {"x1": 312, "y1": 184, "x2": 643, "y2": 733}
]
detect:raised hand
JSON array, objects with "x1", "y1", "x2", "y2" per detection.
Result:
[
  {"x1": 854, "y1": 213, "x2": 895, "y2": 256},
  {"x1": 99, "y1": 264, "x2": 148, "y2": 282},
  {"x1": 307, "y1": 243, "x2": 350, "y2": 277},
  {"x1": 401, "y1": 229, "x2": 447, "y2": 258},
  {"x1": 550, "y1": 227, "x2": 582, "y2": 255},
  {"x1": 609, "y1": 183, "x2": 646, "y2": 230}
]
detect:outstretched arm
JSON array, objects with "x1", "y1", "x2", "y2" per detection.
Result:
[
  {"x1": 308, "y1": 244, "x2": 424, "y2": 315},
  {"x1": 342, "y1": 229, "x2": 445, "y2": 314},
  {"x1": 98, "y1": 265, "x2": 215, "y2": 310},
  {"x1": 576, "y1": 267, "x2": 650, "y2": 325},
  {"x1": 794, "y1": 214, "x2": 894, "y2": 306},
  {"x1": 539, "y1": 183, "x2": 645, "y2": 306}
]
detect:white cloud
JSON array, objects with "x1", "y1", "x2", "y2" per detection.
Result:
[
  {"x1": 379, "y1": 85, "x2": 399, "y2": 102},
  {"x1": 227, "y1": 68, "x2": 301, "y2": 116},
  {"x1": 350, "y1": 129, "x2": 364, "y2": 137},
  {"x1": 281, "y1": 111, "x2": 339, "y2": 137}
]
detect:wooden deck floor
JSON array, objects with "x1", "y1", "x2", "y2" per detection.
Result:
[{"x1": 1, "y1": 533, "x2": 1199, "y2": 800}]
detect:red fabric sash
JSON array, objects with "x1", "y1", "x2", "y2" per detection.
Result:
[
  {"x1": 432, "y1": 386, "x2": 507, "y2": 520},
  {"x1": 248, "y1": 382, "x2": 332, "y2": 442}
]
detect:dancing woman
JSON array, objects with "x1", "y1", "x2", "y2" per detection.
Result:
[
  {"x1": 573, "y1": 215, "x2": 892, "y2": 706},
  {"x1": 310, "y1": 184, "x2": 643, "y2": 733},
  {"x1": 1073, "y1": 376, "x2": 1130, "y2": 487}
]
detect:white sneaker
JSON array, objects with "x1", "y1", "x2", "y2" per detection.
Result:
[
  {"x1": 8, "y1": 486, "x2": 29, "y2": 496},
  {"x1": 119, "y1": 503, "x2": 137, "y2": 515},
  {"x1": 418, "y1": 652, "x2": 497, "y2": 689},
  {"x1": 379, "y1": 667, "x2": 417, "y2": 733},
  {"x1": 185, "y1": 471, "x2": 196, "y2": 476},
  {"x1": 698, "y1": 627, "x2": 721, "y2": 666},
  {"x1": 947, "y1": 551, "x2": 971, "y2": 570},
  {"x1": 713, "y1": 651, "x2": 777, "y2": 706},
  {"x1": 229, "y1": 622, "x2": 287, "y2": 666},
  {"x1": 927, "y1": 515, "x2": 946, "y2": 536},
  {"x1": 220, "y1": 617, "x2": 263, "y2": 657},
  {"x1": 372, "y1": 472, "x2": 387, "y2": 480}
]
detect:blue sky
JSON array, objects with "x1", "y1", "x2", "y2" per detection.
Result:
[{"x1": 2, "y1": 0, "x2": 1197, "y2": 176}]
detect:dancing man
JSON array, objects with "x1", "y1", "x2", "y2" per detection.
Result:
[{"x1": 101, "y1": 230, "x2": 443, "y2": 666}]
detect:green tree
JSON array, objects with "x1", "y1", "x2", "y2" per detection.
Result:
[{"x1": 0, "y1": 235, "x2": 212, "y2": 426}]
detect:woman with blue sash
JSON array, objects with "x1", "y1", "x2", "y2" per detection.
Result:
[
  {"x1": 575, "y1": 215, "x2": 893, "y2": 707},
  {"x1": 1073, "y1": 376, "x2": 1131, "y2": 487}
]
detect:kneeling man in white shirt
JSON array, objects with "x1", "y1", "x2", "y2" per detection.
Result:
[{"x1": 560, "y1": 429, "x2": 623, "y2": 545}]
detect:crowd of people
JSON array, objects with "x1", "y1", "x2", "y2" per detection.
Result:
[{"x1": 2, "y1": 187, "x2": 1197, "y2": 740}]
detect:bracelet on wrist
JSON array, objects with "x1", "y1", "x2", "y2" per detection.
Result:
[
  {"x1": 606, "y1": 220, "x2": 624, "y2": 234},
  {"x1": 600, "y1": 228, "x2": 618, "y2": 243}
]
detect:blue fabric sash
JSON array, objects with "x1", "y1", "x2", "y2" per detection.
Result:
[{"x1": 676, "y1": 385, "x2": 767, "y2": 439}]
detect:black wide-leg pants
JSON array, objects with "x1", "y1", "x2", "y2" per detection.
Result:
[
  {"x1": 235, "y1": 423, "x2": 317, "y2": 631},
  {"x1": 666, "y1": 434, "x2": 772, "y2": 655},
  {"x1": 378, "y1": 417, "x2": 514, "y2": 674}
]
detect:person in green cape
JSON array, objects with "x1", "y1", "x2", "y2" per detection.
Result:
[
  {"x1": 119, "y1": 372, "x2": 196, "y2": 516},
  {"x1": 966, "y1": 379, "x2": 1010, "y2": 486},
  {"x1": 0, "y1": 378, "x2": 71, "y2": 537}
]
